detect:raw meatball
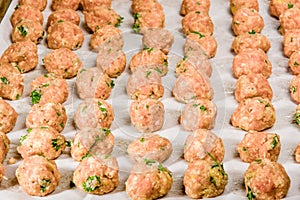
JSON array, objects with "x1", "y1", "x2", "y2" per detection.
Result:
[
  {"x1": 84, "y1": 6, "x2": 123, "y2": 32},
  {"x1": 294, "y1": 141, "x2": 300, "y2": 162},
  {"x1": 184, "y1": 129, "x2": 224, "y2": 163},
  {"x1": 126, "y1": 68, "x2": 164, "y2": 100},
  {"x1": 232, "y1": 48, "x2": 272, "y2": 78},
  {"x1": 47, "y1": 21, "x2": 84, "y2": 50},
  {"x1": 0, "y1": 98, "x2": 18, "y2": 133},
  {"x1": 173, "y1": 72, "x2": 213, "y2": 103},
  {"x1": 0, "y1": 132, "x2": 10, "y2": 163},
  {"x1": 46, "y1": 9, "x2": 80, "y2": 28},
  {"x1": 11, "y1": 5, "x2": 43, "y2": 27},
  {"x1": 180, "y1": 99, "x2": 217, "y2": 131},
  {"x1": 232, "y1": 32, "x2": 271, "y2": 54},
  {"x1": 81, "y1": 0, "x2": 112, "y2": 11},
  {"x1": 130, "y1": 99, "x2": 164, "y2": 133},
  {"x1": 19, "y1": 0, "x2": 47, "y2": 11},
  {"x1": 279, "y1": 7, "x2": 300, "y2": 35},
  {"x1": 184, "y1": 159, "x2": 228, "y2": 198},
  {"x1": 73, "y1": 156, "x2": 119, "y2": 194},
  {"x1": 126, "y1": 160, "x2": 173, "y2": 200},
  {"x1": 180, "y1": 0, "x2": 210, "y2": 16},
  {"x1": 0, "y1": 62, "x2": 24, "y2": 100},
  {"x1": 289, "y1": 50, "x2": 300, "y2": 75},
  {"x1": 283, "y1": 29, "x2": 300, "y2": 58},
  {"x1": 232, "y1": 7, "x2": 264, "y2": 36},
  {"x1": 71, "y1": 128, "x2": 114, "y2": 162},
  {"x1": 235, "y1": 74, "x2": 273, "y2": 103},
  {"x1": 131, "y1": 0, "x2": 163, "y2": 14},
  {"x1": 237, "y1": 131, "x2": 280, "y2": 163},
  {"x1": 244, "y1": 159, "x2": 290, "y2": 200},
  {"x1": 43, "y1": 48, "x2": 82, "y2": 78},
  {"x1": 230, "y1": 0, "x2": 259, "y2": 14},
  {"x1": 76, "y1": 67, "x2": 114, "y2": 99},
  {"x1": 16, "y1": 155, "x2": 61, "y2": 196},
  {"x1": 127, "y1": 133, "x2": 172, "y2": 163},
  {"x1": 270, "y1": 0, "x2": 300, "y2": 18},
  {"x1": 231, "y1": 97, "x2": 276, "y2": 131},
  {"x1": 290, "y1": 74, "x2": 300, "y2": 104},
  {"x1": 133, "y1": 10, "x2": 165, "y2": 33},
  {"x1": 74, "y1": 98, "x2": 114, "y2": 129},
  {"x1": 11, "y1": 20, "x2": 44, "y2": 44},
  {"x1": 26, "y1": 102, "x2": 67, "y2": 132},
  {"x1": 142, "y1": 28, "x2": 174, "y2": 54},
  {"x1": 51, "y1": 0, "x2": 81, "y2": 11},
  {"x1": 30, "y1": 73, "x2": 69, "y2": 105},
  {"x1": 182, "y1": 11, "x2": 214, "y2": 36},
  {"x1": 129, "y1": 48, "x2": 168, "y2": 76},
  {"x1": 17, "y1": 126, "x2": 66, "y2": 159}
]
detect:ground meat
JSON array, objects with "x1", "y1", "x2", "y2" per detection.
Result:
[
  {"x1": 130, "y1": 99, "x2": 164, "y2": 133},
  {"x1": 71, "y1": 128, "x2": 114, "y2": 162},
  {"x1": 133, "y1": 10, "x2": 165, "y2": 34},
  {"x1": 0, "y1": 62, "x2": 24, "y2": 100},
  {"x1": 230, "y1": 0, "x2": 259, "y2": 14},
  {"x1": 43, "y1": 48, "x2": 82, "y2": 78},
  {"x1": 180, "y1": 0, "x2": 210, "y2": 16},
  {"x1": 16, "y1": 155, "x2": 61, "y2": 196},
  {"x1": 47, "y1": 9, "x2": 80, "y2": 28},
  {"x1": 279, "y1": 7, "x2": 300, "y2": 35},
  {"x1": 290, "y1": 74, "x2": 300, "y2": 104},
  {"x1": 0, "y1": 131, "x2": 10, "y2": 163},
  {"x1": 17, "y1": 126, "x2": 66, "y2": 159},
  {"x1": 181, "y1": 11, "x2": 214, "y2": 36},
  {"x1": 232, "y1": 7, "x2": 264, "y2": 36},
  {"x1": 10, "y1": 5, "x2": 43, "y2": 27},
  {"x1": 283, "y1": 29, "x2": 300, "y2": 58},
  {"x1": 232, "y1": 32, "x2": 271, "y2": 54},
  {"x1": 231, "y1": 97, "x2": 276, "y2": 131},
  {"x1": 47, "y1": 21, "x2": 84, "y2": 50},
  {"x1": 11, "y1": 20, "x2": 44, "y2": 44},
  {"x1": 26, "y1": 102, "x2": 67, "y2": 132},
  {"x1": 185, "y1": 33, "x2": 218, "y2": 58},
  {"x1": 244, "y1": 159, "x2": 290, "y2": 200},
  {"x1": 184, "y1": 129, "x2": 224, "y2": 163},
  {"x1": 184, "y1": 159, "x2": 228, "y2": 198},
  {"x1": 235, "y1": 74, "x2": 273, "y2": 103},
  {"x1": 232, "y1": 48, "x2": 272, "y2": 78},
  {"x1": 30, "y1": 73, "x2": 69, "y2": 105},
  {"x1": 180, "y1": 99, "x2": 217, "y2": 131},
  {"x1": 294, "y1": 141, "x2": 300, "y2": 162},
  {"x1": 127, "y1": 133, "x2": 172, "y2": 163},
  {"x1": 129, "y1": 48, "x2": 168, "y2": 76},
  {"x1": 0, "y1": 99, "x2": 18, "y2": 133},
  {"x1": 126, "y1": 160, "x2": 173, "y2": 200},
  {"x1": 289, "y1": 50, "x2": 300, "y2": 75},
  {"x1": 0, "y1": 163, "x2": 4, "y2": 183},
  {"x1": 126, "y1": 68, "x2": 164, "y2": 100},
  {"x1": 19, "y1": 0, "x2": 47, "y2": 11},
  {"x1": 73, "y1": 156, "x2": 119, "y2": 194},
  {"x1": 131, "y1": 0, "x2": 163, "y2": 14},
  {"x1": 74, "y1": 98, "x2": 114, "y2": 129},
  {"x1": 81, "y1": 0, "x2": 112, "y2": 11},
  {"x1": 270, "y1": 0, "x2": 300, "y2": 18},
  {"x1": 237, "y1": 131, "x2": 280, "y2": 163},
  {"x1": 51, "y1": 0, "x2": 81, "y2": 11}
]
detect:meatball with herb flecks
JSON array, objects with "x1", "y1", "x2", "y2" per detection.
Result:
[
  {"x1": 46, "y1": 9, "x2": 80, "y2": 28},
  {"x1": 270, "y1": 0, "x2": 300, "y2": 18},
  {"x1": 182, "y1": 11, "x2": 214, "y2": 36},
  {"x1": 10, "y1": 5, "x2": 43, "y2": 27},
  {"x1": 283, "y1": 29, "x2": 300, "y2": 58},
  {"x1": 0, "y1": 98, "x2": 18, "y2": 133},
  {"x1": 279, "y1": 7, "x2": 300, "y2": 35},
  {"x1": 19, "y1": 0, "x2": 47, "y2": 11},
  {"x1": 51, "y1": 0, "x2": 81, "y2": 11},
  {"x1": 289, "y1": 50, "x2": 300, "y2": 75},
  {"x1": 290, "y1": 74, "x2": 300, "y2": 104},
  {"x1": 12, "y1": 20, "x2": 44, "y2": 44},
  {"x1": 230, "y1": 0, "x2": 259, "y2": 14},
  {"x1": 180, "y1": 0, "x2": 210, "y2": 16},
  {"x1": 133, "y1": 10, "x2": 165, "y2": 34}
]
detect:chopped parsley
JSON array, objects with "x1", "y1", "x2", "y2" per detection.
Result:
[
  {"x1": 143, "y1": 46, "x2": 154, "y2": 52},
  {"x1": 30, "y1": 90, "x2": 41, "y2": 105},
  {"x1": 81, "y1": 153, "x2": 92, "y2": 160},
  {"x1": 80, "y1": 69, "x2": 86, "y2": 73},
  {"x1": 40, "y1": 179, "x2": 51, "y2": 193},
  {"x1": 207, "y1": 152, "x2": 225, "y2": 176},
  {"x1": 82, "y1": 176, "x2": 101, "y2": 192},
  {"x1": 106, "y1": 80, "x2": 115, "y2": 88},
  {"x1": 288, "y1": 3, "x2": 294, "y2": 9},
  {"x1": 57, "y1": 19, "x2": 64, "y2": 23},
  {"x1": 140, "y1": 137, "x2": 145, "y2": 142},
  {"x1": 154, "y1": 67, "x2": 162, "y2": 74},
  {"x1": 183, "y1": 55, "x2": 188, "y2": 60},
  {"x1": 247, "y1": 186, "x2": 256, "y2": 200},
  {"x1": 291, "y1": 85, "x2": 297, "y2": 94},
  {"x1": 16, "y1": 94, "x2": 20, "y2": 100},
  {"x1": 294, "y1": 61, "x2": 299, "y2": 66},
  {"x1": 191, "y1": 31, "x2": 205, "y2": 39},
  {"x1": 133, "y1": 13, "x2": 140, "y2": 20},
  {"x1": 255, "y1": 159, "x2": 262, "y2": 164},
  {"x1": 242, "y1": 147, "x2": 247, "y2": 151},
  {"x1": 144, "y1": 158, "x2": 156, "y2": 166},
  {"x1": 42, "y1": 83, "x2": 50, "y2": 87},
  {"x1": 19, "y1": 135, "x2": 27, "y2": 145},
  {"x1": 0, "y1": 77, "x2": 9, "y2": 85},
  {"x1": 270, "y1": 135, "x2": 279, "y2": 150},
  {"x1": 82, "y1": 105, "x2": 87, "y2": 112},
  {"x1": 101, "y1": 128, "x2": 111, "y2": 135},
  {"x1": 52, "y1": 138, "x2": 62, "y2": 151},
  {"x1": 193, "y1": 104, "x2": 207, "y2": 111},
  {"x1": 65, "y1": 140, "x2": 72, "y2": 147},
  {"x1": 116, "y1": 16, "x2": 124, "y2": 27},
  {"x1": 294, "y1": 112, "x2": 300, "y2": 125},
  {"x1": 158, "y1": 163, "x2": 172, "y2": 177},
  {"x1": 145, "y1": 104, "x2": 149, "y2": 109},
  {"x1": 18, "y1": 25, "x2": 27, "y2": 37},
  {"x1": 164, "y1": 59, "x2": 168, "y2": 67},
  {"x1": 133, "y1": 22, "x2": 140, "y2": 33},
  {"x1": 60, "y1": 122, "x2": 65, "y2": 128},
  {"x1": 145, "y1": 71, "x2": 151, "y2": 78},
  {"x1": 248, "y1": 30, "x2": 256, "y2": 34}
]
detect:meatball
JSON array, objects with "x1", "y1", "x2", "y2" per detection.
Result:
[
  {"x1": 270, "y1": 0, "x2": 300, "y2": 18},
  {"x1": 71, "y1": 128, "x2": 114, "y2": 162},
  {"x1": 173, "y1": 72, "x2": 213, "y2": 103},
  {"x1": 126, "y1": 160, "x2": 173, "y2": 200},
  {"x1": 142, "y1": 28, "x2": 174, "y2": 55},
  {"x1": 232, "y1": 7, "x2": 264, "y2": 36},
  {"x1": 73, "y1": 156, "x2": 119, "y2": 194},
  {"x1": 76, "y1": 67, "x2": 114, "y2": 99},
  {"x1": 133, "y1": 10, "x2": 165, "y2": 33},
  {"x1": 129, "y1": 48, "x2": 168, "y2": 76},
  {"x1": 0, "y1": 62, "x2": 24, "y2": 100},
  {"x1": 232, "y1": 48, "x2": 272, "y2": 78},
  {"x1": 283, "y1": 29, "x2": 300, "y2": 58},
  {"x1": 26, "y1": 102, "x2": 67, "y2": 132},
  {"x1": 185, "y1": 33, "x2": 218, "y2": 58},
  {"x1": 130, "y1": 99, "x2": 165, "y2": 133},
  {"x1": 30, "y1": 73, "x2": 69, "y2": 105},
  {"x1": 231, "y1": 97, "x2": 276, "y2": 131},
  {"x1": 294, "y1": 141, "x2": 300, "y2": 162},
  {"x1": 126, "y1": 68, "x2": 164, "y2": 100},
  {"x1": 131, "y1": 0, "x2": 163, "y2": 14},
  {"x1": 237, "y1": 131, "x2": 280, "y2": 163},
  {"x1": 289, "y1": 50, "x2": 300, "y2": 75},
  {"x1": 290, "y1": 74, "x2": 300, "y2": 104},
  {"x1": 184, "y1": 129, "x2": 224, "y2": 163},
  {"x1": 180, "y1": 0, "x2": 210, "y2": 16},
  {"x1": 182, "y1": 11, "x2": 214, "y2": 36},
  {"x1": 17, "y1": 126, "x2": 66, "y2": 159},
  {"x1": 180, "y1": 99, "x2": 217, "y2": 131},
  {"x1": 11, "y1": 20, "x2": 44, "y2": 44},
  {"x1": 0, "y1": 131, "x2": 10, "y2": 163},
  {"x1": 231, "y1": 32, "x2": 271, "y2": 54},
  {"x1": 235, "y1": 74, "x2": 273, "y2": 103},
  {"x1": 46, "y1": 9, "x2": 80, "y2": 28},
  {"x1": 0, "y1": 98, "x2": 18, "y2": 133},
  {"x1": 51, "y1": 0, "x2": 81, "y2": 11},
  {"x1": 43, "y1": 48, "x2": 82, "y2": 78},
  {"x1": 74, "y1": 98, "x2": 114, "y2": 129},
  {"x1": 10, "y1": 5, "x2": 43, "y2": 27},
  {"x1": 47, "y1": 21, "x2": 84, "y2": 50},
  {"x1": 184, "y1": 159, "x2": 228, "y2": 198},
  {"x1": 81, "y1": 0, "x2": 112, "y2": 11},
  {"x1": 230, "y1": 0, "x2": 259, "y2": 14},
  {"x1": 279, "y1": 7, "x2": 300, "y2": 35},
  {"x1": 84, "y1": 6, "x2": 123, "y2": 32},
  {"x1": 244, "y1": 159, "x2": 290, "y2": 200},
  {"x1": 19, "y1": 0, "x2": 47, "y2": 11},
  {"x1": 127, "y1": 133, "x2": 172, "y2": 163},
  {"x1": 16, "y1": 155, "x2": 61, "y2": 196}
]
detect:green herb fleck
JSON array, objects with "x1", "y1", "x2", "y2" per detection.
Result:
[
  {"x1": 15, "y1": 4, "x2": 20, "y2": 9},
  {"x1": 140, "y1": 137, "x2": 145, "y2": 142},
  {"x1": 20, "y1": 135, "x2": 27, "y2": 145},
  {"x1": 145, "y1": 104, "x2": 149, "y2": 109},
  {"x1": 294, "y1": 112, "x2": 300, "y2": 125},
  {"x1": 191, "y1": 31, "x2": 205, "y2": 38},
  {"x1": 82, "y1": 105, "x2": 87, "y2": 112},
  {"x1": 44, "y1": 74, "x2": 49, "y2": 78},
  {"x1": 255, "y1": 159, "x2": 262, "y2": 164},
  {"x1": 207, "y1": 152, "x2": 225, "y2": 176},
  {"x1": 18, "y1": 25, "x2": 27, "y2": 37},
  {"x1": 65, "y1": 140, "x2": 72, "y2": 147},
  {"x1": 193, "y1": 104, "x2": 207, "y2": 111},
  {"x1": 16, "y1": 94, "x2": 20, "y2": 100},
  {"x1": 58, "y1": 19, "x2": 64, "y2": 23},
  {"x1": 42, "y1": 83, "x2": 50, "y2": 87},
  {"x1": 133, "y1": 13, "x2": 140, "y2": 20},
  {"x1": 116, "y1": 16, "x2": 124, "y2": 27},
  {"x1": 30, "y1": 90, "x2": 41, "y2": 105},
  {"x1": 291, "y1": 85, "x2": 297, "y2": 94},
  {"x1": 82, "y1": 176, "x2": 101, "y2": 192},
  {"x1": 277, "y1": 25, "x2": 281, "y2": 31},
  {"x1": 0, "y1": 77, "x2": 9, "y2": 84},
  {"x1": 101, "y1": 128, "x2": 111, "y2": 135},
  {"x1": 164, "y1": 59, "x2": 168, "y2": 67},
  {"x1": 158, "y1": 163, "x2": 172, "y2": 177},
  {"x1": 258, "y1": 99, "x2": 264, "y2": 103},
  {"x1": 288, "y1": 3, "x2": 294, "y2": 9},
  {"x1": 40, "y1": 179, "x2": 51, "y2": 193},
  {"x1": 133, "y1": 22, "x2": 140, "y2": 33},
  {"x1": 40, "y1": 126, "x2": 48, "y2": 129},
  {"x1": 27, "y1": 128, "x2": 32, "y2": 133},
  {"x1": 210, "y1": 176, "x2": 216, "y2": 185},
  {"x1": 270, "y1": 135, "x2": 279, "y2": 150},
  {"x1": 60, "y1": 122, "x2": 65, "y2": 128},
  {"x1": 106, "y1": 80, "x2": 115, "y2": 88},
  {"x1": 80, "y1": 69, "x2": 86, "y2": 73},
  {"x1": 265, "y1": 103, "x2": 271, "y2": 107},
  {"x1": 145, "y1": 71, "x2": 151, "y2": 78},
  {"x1": 248, "y1": 30, "x2": 256, "y2": 34},
  {"x1": 154, "y1": 67, "x2": 162, "y2": 74},
  {"x1": 242, "y1": 147, "x2": 247, "y2": 151},
  {"x1": 247, "y1": 186, "x2": 256, "y2": 200},
  {"x1": 144, "y1": 158, "x2": 156, "y2": 166},
  {"x1": 143, "y1": 46, "x2": 154, "y2": 52},
  {"x1": 294, "y1": 61, "x2": 299, "y2": 66},
  {"x1": 52, "y1": 138, "x2": 61, "y2": 151},
  {"x1": 82, "y1": 153, "x2": 92, "y2": 160}
]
